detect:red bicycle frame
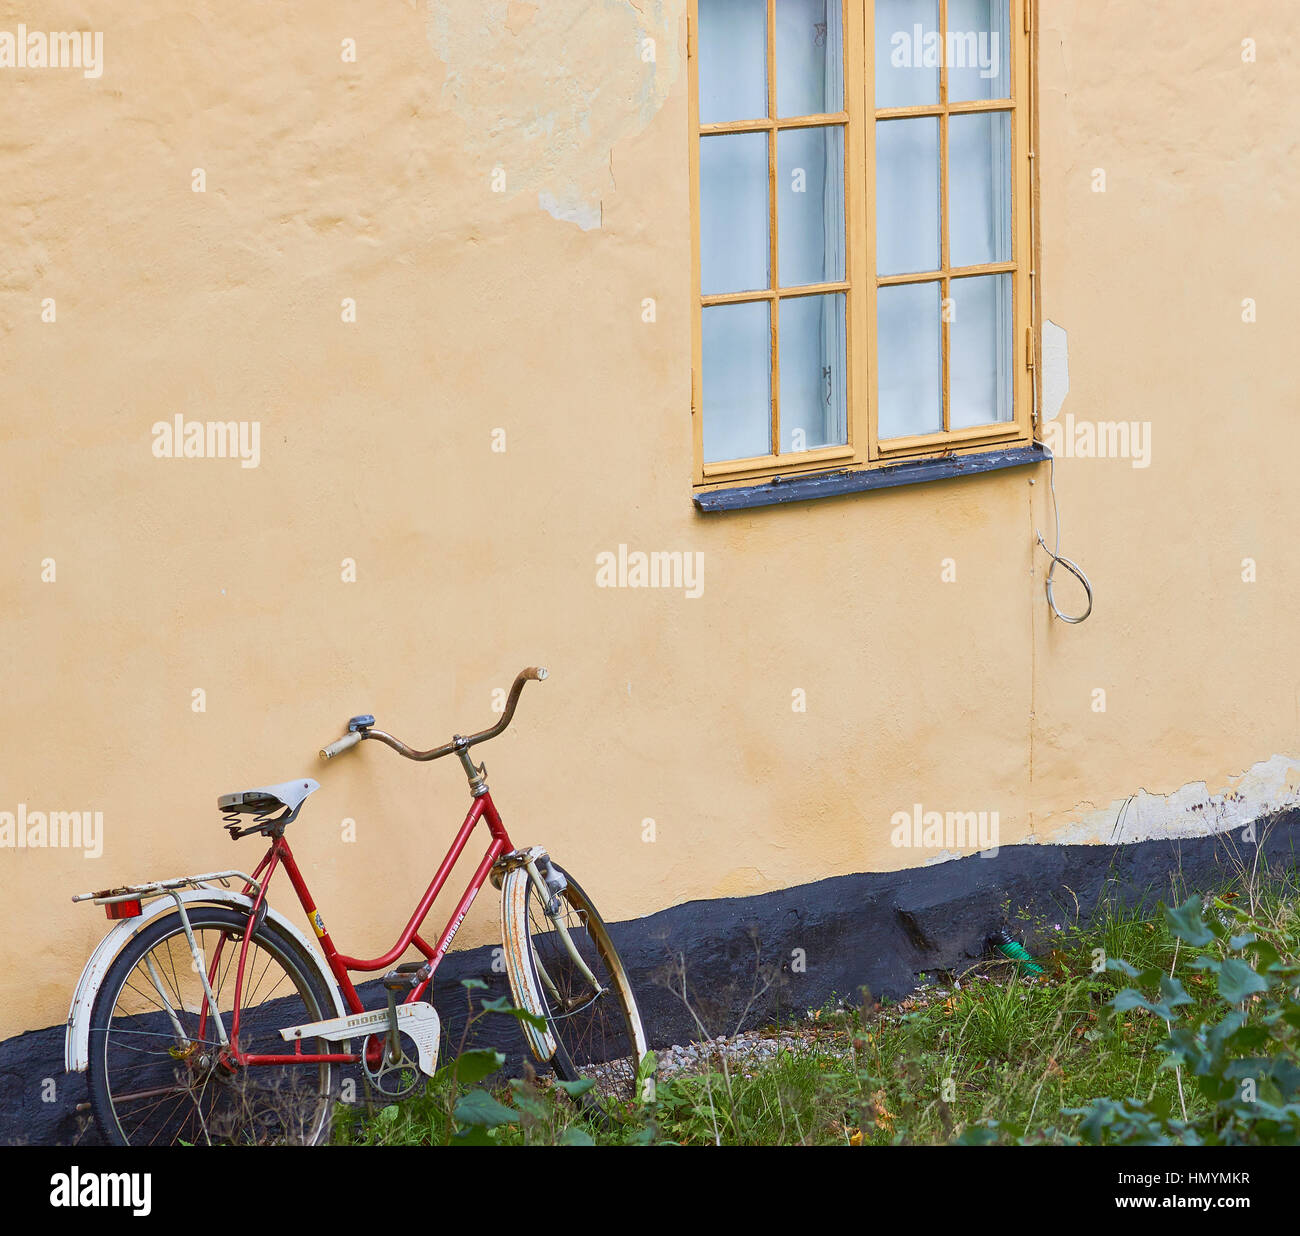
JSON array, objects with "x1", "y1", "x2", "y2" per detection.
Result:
[{"x1": 202, "y1": 788, "x2": 515, "y2": 1067}]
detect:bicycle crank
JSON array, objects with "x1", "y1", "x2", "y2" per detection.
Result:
[{"x1": 361, "y1": 1033, "x2": 427, "y2": 1098}]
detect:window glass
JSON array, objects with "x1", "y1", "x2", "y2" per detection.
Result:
[{"x1": 698, "y1": 0, "x2": 767, "y2": 123}]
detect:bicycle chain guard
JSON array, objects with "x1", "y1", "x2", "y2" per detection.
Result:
[{"x1": 279, "y1": 1002, "x2": 441, "y2": 1078}]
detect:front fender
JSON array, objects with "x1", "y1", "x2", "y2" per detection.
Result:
[
  {"x1": 499, "y1": 866, "x2": 558, "y2": 1063},
  {"x1": 65, "y1": 889, "x2": 346, "y2": 1073}
]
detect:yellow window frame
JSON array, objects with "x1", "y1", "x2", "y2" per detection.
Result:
[{"x1": 689, "y1": 0, "x2": 1039, "y2": 490}]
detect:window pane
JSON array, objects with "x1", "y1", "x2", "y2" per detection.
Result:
[
  {"x1": 776, "y1": 0, "x2": 843, "y2": 118},
  {"x1": 700, "y1": 133, "x2": 770, "y2": 295},
  {"x1": 703, "y1": 301, "x2": 772, "y2": 462},
  {"x1": 876, "y1": 117, "x2": 940, "y2": 276},
  {"x1": 777, "y1": 126, "x2": 845, "y2": 287},
  {"x1": 779, "y1": 293, "x2": 847, "y2": 451},
  {"x1": 698, "y1": 0, "x2": 768, "y2": 123},
  {"x1": 875, "y1": 0, "x2": 940, "y2": 109},
  {"x1": 949, "y1": 274, "x2": 1013, "y2": 429},
  {"x1": 947, "y1": 0, "x2": 1011, "y2": 102},
  {"x1": 877, "y1": 282, "x2": 942, "y2": 438},
  {"x1": 949, "y1": 110, "x2": 1012, "y2": 268}
]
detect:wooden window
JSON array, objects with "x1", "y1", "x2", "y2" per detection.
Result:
[{"x1": 689, "y1": 0, "x2": 1036, "y2": 489}]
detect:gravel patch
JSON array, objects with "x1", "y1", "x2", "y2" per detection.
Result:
[{"x1": 583, "y1": 1025, "x2": 853, "y2": 1094}]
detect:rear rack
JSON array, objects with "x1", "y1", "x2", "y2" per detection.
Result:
[
  {"x1": 70, "y1": 869, "x2": 265, "y2": 1051},
  {"x1": 71, "y1": 870, "x2": 263, "y2": 907}
]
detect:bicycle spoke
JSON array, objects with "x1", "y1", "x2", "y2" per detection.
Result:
[
  {"x1": 94, "y1": 912, "x2": 333, "y2": 1146},
  {"x1": 515, "y1": 869, "x2": 646, "y2": 1109}
]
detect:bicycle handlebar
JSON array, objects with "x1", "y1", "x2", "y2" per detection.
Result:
[
  {"x1": 318, "y1": 666, "x2": 549, "y2": 763},
  {"x1": 319, "y1": 731, "x2": 362, "y2": 760}
]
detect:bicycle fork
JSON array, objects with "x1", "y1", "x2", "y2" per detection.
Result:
[{"x1": 523, "y1": 852, "x2": 604, "y2": 1006}]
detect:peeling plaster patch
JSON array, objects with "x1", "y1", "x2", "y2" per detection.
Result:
[
  {"x1": 538, "y1": 189, "x2": 601, "y2": 232},
  {"x1": 425, "y1": 1, "x2": 680, "y2": 230},
  {"x1": 904, "y1": 755, "x2": 1300, "y2": 871},
  {"x1": 1044, "y1": 754, "x2": 1300, "y2": 846},
  {"x1": 925, "y1": 849, "x2": 996, "y2": 866},
  {"x1": 1041, "y1": 320, "x2": 1069, "y2": 421}
]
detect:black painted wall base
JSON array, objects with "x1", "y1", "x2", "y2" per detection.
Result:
[{"x1": 9, "y1": 809, "x2": 1299, "y2": 1145}]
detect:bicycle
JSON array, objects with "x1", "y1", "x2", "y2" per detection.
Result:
[{"x1": 66, "y1": 667, "x2": 652, "y2": 1146}]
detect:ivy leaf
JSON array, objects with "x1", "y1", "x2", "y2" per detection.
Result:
[
  {"x1": 507, "y1": 1080, "x2": 551, "y2": 1120},
  {"x1": 451, "y1": 1049, "x2": 506, "y2": 1086},
  {"x1": 1164, "y1": 1025, "x2": 1209, "y2": 1071},
  {"x1": 1246, "y1": 939, "x2": 1282, "y2": 972},
  {"x1": 1165, "y1": 898, "x2": 1214, "y2": 948},
  {"x1": 555, "y1": 1077, "x2": 595, "y2": 1098},
  {"x1": 480, "y1": 995, "x2": 549, "y2": 1030},
  {"x1": 453, "y1": 1089, "x2": 519, "y2": 1129},
  {"x1": 1266, "y1": 1058, "x2": 1300, "y2": 1101},
  {"x1": 1279, "y1": 1005, "x2": 1300, "y2": 1032},
  {"x1": 1216, "y1": 956, "x2": 1268, "y2": 1003},
  {"x1": 460, "y1": 977, "x2": 489, "y2": 991},
  {"x1": 559, "y1": 1125, "x2": 595, "y2": 1145},
  {"x1": 1228, "y1": 1026, "x2": 1273, "y2": 1054},
  {"x1": 1206, "y1": 1010, "x2": 1245, "y2": 1054},
  {"x1": 1218, "y1": 958, "x2": 1269, "y2": 1005},
  {"x1": 1113, "y1": 988, "x2": 1177, "y2": 1020}
]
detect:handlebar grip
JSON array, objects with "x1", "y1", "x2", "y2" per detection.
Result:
[
  {"x1": 319, "y1": 730, "x2": 364, "y2": 761},
  {"x1": 524, "y1": 666, "x2": 549, "y2": 681}
]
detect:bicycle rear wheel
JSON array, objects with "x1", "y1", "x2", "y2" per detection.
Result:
[
  {"x1": 87, "y1": 906, "x2": 338, "y2": 1146},
  {"x1": 503, "y1": 861, "x2": 651, "y2": 1114}
]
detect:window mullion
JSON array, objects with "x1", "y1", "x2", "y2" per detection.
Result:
[
  {"x1": 939, "y1": 0, "x2": 951, "y2": 434},
  {"x1": 766, "y1": 0, "x2": 780, "y2": 460}
]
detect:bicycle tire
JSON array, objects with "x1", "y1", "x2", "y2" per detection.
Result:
[
  {"x1": 503, "y1": 863, "x2": 651, "y2": 1116},
  {"x1": 87, "y1": 905, "x2": 339, "y2": 1146}
]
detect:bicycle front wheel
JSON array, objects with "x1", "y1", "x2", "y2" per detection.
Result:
[{"x1": 502, "y1": 861, "x2": 651, "y2": 1113}]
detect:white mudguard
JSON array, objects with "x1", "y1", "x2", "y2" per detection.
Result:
[
  {"x1": 65, "y1": 889, "x2": 347, "y2": 1073},
  {"x1": 499, "y1": 865, "x2": 559, "y2": 1063}
]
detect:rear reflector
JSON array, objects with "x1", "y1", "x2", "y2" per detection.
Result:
[{"x1": 106, "y1": 899, "x2": 142, "y2": 920}]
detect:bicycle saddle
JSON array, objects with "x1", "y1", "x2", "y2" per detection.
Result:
[{"x1": 218, "y1": 778, "x2": 319, "y2": 838}]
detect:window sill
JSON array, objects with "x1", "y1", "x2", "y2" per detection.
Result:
[{"x1": 692, "y1": 441, "x2": 1051, "y2": 513}]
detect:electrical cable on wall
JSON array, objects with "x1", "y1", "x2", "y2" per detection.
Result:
[{"x1": 1033, "y1": 449, "x2": 1094, "y2": 624}]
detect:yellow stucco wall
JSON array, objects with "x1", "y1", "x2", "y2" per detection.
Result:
[{"x1": 2, "y1": 0, "x2": 1297, "y2": 1039}]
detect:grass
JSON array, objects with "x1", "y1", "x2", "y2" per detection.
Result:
[{"x1": 334, "y1": 867, "x2": 1300, "y2": 1147}]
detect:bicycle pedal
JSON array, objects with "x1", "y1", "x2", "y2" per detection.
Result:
[{"x1": 382, "y1": 961, "x2": 428, "y2": 990}]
